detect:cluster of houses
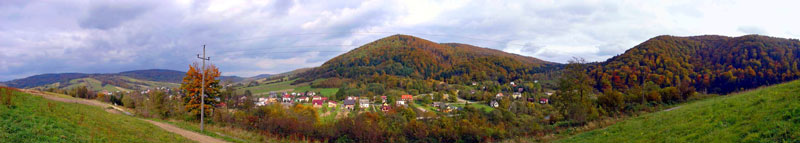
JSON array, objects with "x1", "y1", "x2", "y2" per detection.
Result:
[
  {"x1": 249, "y1": 92, "x2": 419, "y2": 112},
  {"x1": 485, "y1": 82, "x2": 553, "y2": 108},
  {"x1": 488, "y1": 91, "x2": 551, "y2": 108},
  {"x1": 242, "y1": 80, "x2": 557, "y2": 113}
]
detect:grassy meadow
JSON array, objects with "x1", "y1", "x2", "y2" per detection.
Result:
[
  {"x1": 558, "y1": 80, "x2": 800, "y2": 142},
  {"x1": 0, "y1": 88, "x2": 192, "y2": 143},
  {"x1": 236, "y1": 79, "x2": 339, "y2": 97}
]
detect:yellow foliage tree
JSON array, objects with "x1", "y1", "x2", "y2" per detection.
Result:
[{"x1": 180, "y1": 62, "x2": 221, "y2": 118}]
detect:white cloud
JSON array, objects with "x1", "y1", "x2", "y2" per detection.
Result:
[{"x1": 1, "y1": 0, "x2": 799, "y2": 81}]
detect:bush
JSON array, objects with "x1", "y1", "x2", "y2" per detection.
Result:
[
  {"x1": 0, "y1": 87, "x2": 17, "y2": 107},
  {"x1": 122, "y1": 95, "x2": 135, "y2": 108}
]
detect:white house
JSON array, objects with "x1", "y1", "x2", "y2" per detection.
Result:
[
  {"x1": 359, "y1": 98, "x2": 370, "y2": 108},
  {"x1": 282, "y1": 95, "x2": 292, "y2": 102},
  {"x1": 255, "y1": 97, "x2": 268, "y2": 106},
  {"x1": 512, "y1": 92, "x2": 522, "y2": 99}
]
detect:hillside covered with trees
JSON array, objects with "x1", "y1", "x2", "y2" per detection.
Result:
[
  {"x1": 589, "y1": 35, "x2": 800, "y2": 100},
  {"x1": 299, "y1": 34, "x2": 561, "y2": 85}
]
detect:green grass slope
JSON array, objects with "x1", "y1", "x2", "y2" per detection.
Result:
[
  {"x1": 0, "y1": 88, "x2": 192, "y2": 143},
  {"x1": 558, "y1": 80, "x2": 800, "y2": 143},
  {"x1": 30, "y1": 76, "x2": 179, "y2": 93},
  {"x1": 236, "y1": 79, "x2": 339, "y2": 97}
]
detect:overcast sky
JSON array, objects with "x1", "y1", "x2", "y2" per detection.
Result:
[{"x1": 2, "y1": 0, "x2": 799, "y2": 81}]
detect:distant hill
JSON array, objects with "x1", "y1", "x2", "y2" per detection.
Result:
[
  {"x1": 2, "y1": 73, "x2": 89, "y2": 89},
  {"x1": 558, "y1": 79, "x2": 800, "y2": 142},
  {"x1": 118, "y1": 69, "x2": 186, "y2": 83},
  {"x1": 1, "y1": 69, "x2": 189, "y2": 90},
  {"x1": 590, "y1": 35, "x2": 800, "y2": 94},
  {"x1": 220, "y1": 76, "x2": 245, "y2": 83},
  {"x1": 299, "y1": 34, "x2": 559, "y2": 84},
  {"x1": 1, "y1": 69, "x2": 251, "y2": 90},
  {"x1": 239, "y1": 74, "x2": 272, "y2": 83},
  {"x1": 251, "y1": 74, "x2": 272, "y2": 79}
]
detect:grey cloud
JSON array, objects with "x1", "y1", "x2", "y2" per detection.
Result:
[
  {"x1": 79, "y1": 1, "x2": 153, "y2": 30},
  {"x1": 2, "y1": 0, "x2": 798, "y2": 81}
]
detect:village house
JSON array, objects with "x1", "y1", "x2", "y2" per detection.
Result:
[
  {"x1": 539, "y1": 98, "x2": 549, "y2": 104},
  {"x1": 401, "y1": 95, "x2": 413, "y2": 101},
  {"x1": 282, "y1": 94, "x2": 292, "y2": 103},
  {"x1": 489, "y1": 100, "x2": 499, "y2": 108},
  {"x1": 267, "y1": 96, "x2": 278, "y2": 103},
  {"x1": 312, "y1": 96, "x2": 322, "y2": 101},
  {"x1": 381, "y1": 103, "x2": 390, "y2": 112},
  {"x1": 396, "y1": 100, "x2": 407, "y2": 107},
  {"x1": 327, "y1": 101, "x2": 337, "y2": 108},
  {"x1": 312, "y1": 99, "x2": 324, "y2": 108},
  {"x1": 512, "y1": 92, "x2": 522, "y2": 99},
  {"x1": 359, "y1": 98, "x2": 370, "y2": 108},
  {"x1": 256, "y1": 97, "x2": 268, "y2": 106},
  {"x1": 343, "y1": 99, "x2": 356, "y2": 110},
  {"x1": 495, "y1": 93, "x2": 504, "y2": 99},
  {"x1": 296, "y1": 96, "x2": 310, "y2": 103},
  {"x1": 440, "y1": 104, "x2": 454, "y2": 113},
  {"x1": 380, "y1": 96, "x2": 387, "y2": 103},
  {"x1": 346, "y1": 96, "x2": 359, "y2": 100}
]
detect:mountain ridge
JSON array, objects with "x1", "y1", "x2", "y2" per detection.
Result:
[
  {"x1": 298, "y1": 34, "x2": 560, "y2": 84},
  {"x1": 1, "y1": 69, "x2": 252, "y2": 89}
]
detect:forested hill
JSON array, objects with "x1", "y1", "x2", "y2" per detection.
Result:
[
  {"x1": 591, "y1": 34, "x2": 800, "y2": 94},
  {"x1": 299, "y1": 34, "x2": 559, "y2": 84}
]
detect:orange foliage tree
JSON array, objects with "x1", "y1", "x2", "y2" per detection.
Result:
[{"x1": 180, "y1": 62, "x2": 221, "y2": 118}]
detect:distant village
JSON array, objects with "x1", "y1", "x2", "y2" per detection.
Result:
[{"x1": 229, "y1": 81, "x2": 554, "y2": 114}]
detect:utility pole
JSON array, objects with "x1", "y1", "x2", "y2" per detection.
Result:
[{"x1": 197, "y1": 45, "x2": 210, "y2": 131}]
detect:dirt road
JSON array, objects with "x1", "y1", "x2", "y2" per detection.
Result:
[
  {"x1": 22, "y1": 89, "x2": 229, "y2": 143},
  {"x1": 142, "y1": 120, "x2": 228, "y2": 143}
]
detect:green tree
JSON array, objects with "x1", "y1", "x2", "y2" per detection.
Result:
[
  {"x1": 554, "y1": 57, "x2": 598, "y2": 123},
  {"x1": 122, "y1": 94, "x2": 135, "y2": 108},
  {"x1": 149, "y1": 90, "x2": 168, "y2": 119}
]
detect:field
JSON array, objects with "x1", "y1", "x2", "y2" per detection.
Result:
[
  {"x1": 558, "y1": 80, "x2": 800, "y2": 142},
  {"x1": 0, "y1": 88, "x2": 192, "y2": 142},
  {"x1": 450, "y1": 102, "x2": 494, "y2": 113},
  {"x1": 236, "y1": 79, "x2": 339, "y2": 97},
  {"x1": 30, "y1": 76, "x2": 179, "y2": 93}
]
